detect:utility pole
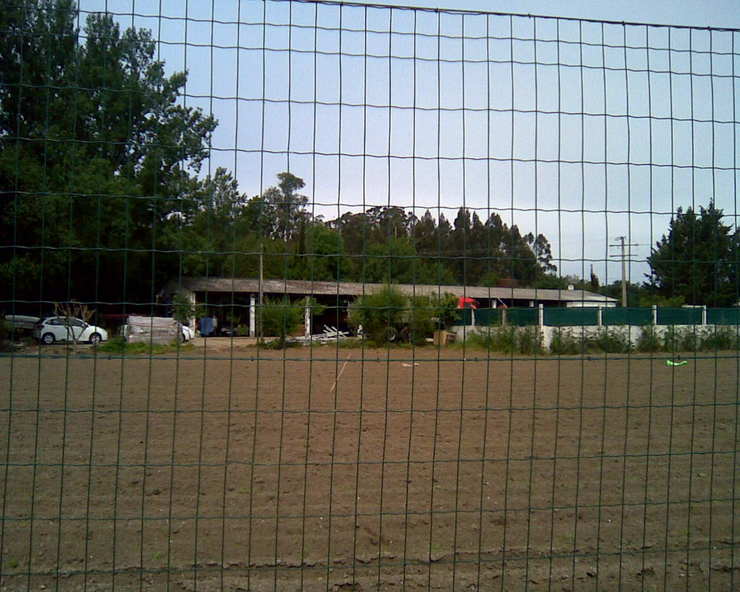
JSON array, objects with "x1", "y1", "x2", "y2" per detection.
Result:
[
  {"x1": 609, "y1": 236, "x2": 641, "y2": 307},
  {"x1": 257, "y1": 241, "x2": 265, "y2": 339},
  {"x1": 258, "y1": 242, "x2": 264, "y2": 338}
]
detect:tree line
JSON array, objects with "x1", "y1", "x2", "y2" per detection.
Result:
[
  {"x1": 178, "y1": 168, "x2": 559, "y2": 289},
  {"x1": 0, "y1": 1, "x2": 556, "y2": 307},
  {"x1": 1, "y1": 1, "x2": 738, "y2": 309}
]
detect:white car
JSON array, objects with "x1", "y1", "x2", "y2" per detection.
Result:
[{"x1": 33, "y1": 317, "x2": 108, "y2": 345}]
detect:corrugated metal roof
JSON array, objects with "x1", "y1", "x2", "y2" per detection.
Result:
[{"x1": 172, "y1": 278, "x2": 618, "y2": 304}]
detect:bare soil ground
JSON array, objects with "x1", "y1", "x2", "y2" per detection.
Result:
[{"x1": 0, "y1": 346, "x2": 738, "y2": 591}]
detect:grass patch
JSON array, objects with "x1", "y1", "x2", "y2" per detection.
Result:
[
  {"x1": 259, "y1": 338, "x2": 301, "y2": 350},
  {"x1": 97, "y1": 336, "x2": 193, "y2": 355}
]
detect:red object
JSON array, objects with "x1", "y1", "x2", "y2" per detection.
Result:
[{"x1": 457, "y1": 297, "x2": 479, "y2": 309}]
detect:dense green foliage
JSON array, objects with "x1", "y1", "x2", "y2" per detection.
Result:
[
  {"x1": 646, "y1": 201, "x2": 739, "y2": 306},
  {"x1": 465, "y1": 327, "x2": 543, "y2": 354},
  {"x1": 5, "y1": 2, "x2": 736, "y2": 315},
  {"x1": 0, "y1": 1, "x2": 217, "y2": 304},
  {"x1": 259, "y1": 296, "x2": 302, "y2": 346},
  {"x1": 549, "y1": 328, "x2": 632, "y2": 355},
  {"x1": 348, "y1": 287, "x2": 457, "y2": 345},
  {"x1": 0, "y1": 2, "x2": 559, "y2": 310}
]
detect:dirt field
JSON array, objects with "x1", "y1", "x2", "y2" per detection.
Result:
[{"x1": 0, "y1": 346, "x2": 738, "y2": 591}]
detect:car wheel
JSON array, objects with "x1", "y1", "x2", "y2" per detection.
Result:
[
  {"x1": 41, "y1": 332, "x2": 55, "y2": 345},
  {"x1": 89, "y1": 333, "x2": 102, "y2": 345}
]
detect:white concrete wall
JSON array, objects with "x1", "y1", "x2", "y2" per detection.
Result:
[{"x1": 451, "y1": 323, "x2": 737, "y2": 352}]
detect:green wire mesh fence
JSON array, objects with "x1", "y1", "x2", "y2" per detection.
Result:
[{"x1": 1, "y1": 0, "x2": 738, "y2": 590}]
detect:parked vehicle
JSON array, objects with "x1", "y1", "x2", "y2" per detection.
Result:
[{"x1": 33, "y1": 317, "x2": 108, "y2": 345}]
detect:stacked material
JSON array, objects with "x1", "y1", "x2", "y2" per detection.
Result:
[
  {"x1": 126, "y1": 316, "x2": 179, "y2": 345},
  {"x1": 4, "y1": 315, "x2": 40, "y2": 332}
]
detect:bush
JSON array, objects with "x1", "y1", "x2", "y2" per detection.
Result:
[
  {"x1": 548, "y1": 327, "x2": 632, "y2": 355},
  {"x1": 172, "y1": 291, "x2": 204, "y2": 325},
  {"x1": 549, "y1": 329, "x2": 586, "y2": 355},
  {"x1": 592, "y1": 328, "x2": 632, "y2": 353},
  {"x1": 348, "y1": 287, "x2": 453, "y2": 345},
  {"x1": 636, "y1": 326, "x2": 662, "y2": 352},
  {"x1": 517, "y1": 327, "x2": 543, "y2": 354},
  {"x1": 348, "y1": 286, "x2": 407, "y2": 344},
  {"x1": 702, "y1": 326, "x2": 739, "y2": 351},
  {"x1": 662, "y1": 326, "x2": 699, "y2": 353},
  {"x1": 466, "y1": 327, "x2": 542, "y2": 355},
  {"x1": 259, "y1": 296, "x2": 303, "y2": 347},
  {"x1": 406, "y1": 294, "x2": 457, "y2": 345}
]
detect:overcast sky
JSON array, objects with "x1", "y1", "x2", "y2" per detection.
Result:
[
  {"x1": 78, "y1": 0, "x2": 740, "y2": 285},
  {"x1": 357, "y1": 1, "x2": 740, "y2": 30}
]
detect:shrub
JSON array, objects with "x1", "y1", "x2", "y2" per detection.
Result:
[
  {"x1": 662, "y1": 326, "x2": 699, "y2": 353},
  {"x1": 592, "y1": 328, "x2": 632, "y2": 353},
  {"x1": 429, "y1": 293, "x2": 459, "y2": 330},
  {"x1": 348, "y1": 286, "x2": 407, "y2": 344},
  {"x1": 517, "y1": 326, "x2": 543, "y2": 354},
  {"x1": 636, "y1": 326, "x2": 662, "y2": 352},
  {"x1": 549, "y1": 329, "x2": 585, "y2": 355},
  {"x1": 702, "y1": 326, "x2": 739, "y2": 351},
  {"x1": 405, "y1": 296, "x2": 436, "y2": 345},
  {"x1": 259, "y1": 296, "x2": 303, "y2": 347},
  {"x1": 172, "y1": 291, "x2": 204, "y2": 325},
  {"x1": 467, "y1": 326, "x2": 542, "y2": 355},
  {"x1": 348, "y1": 287, "x2": 453, "y2": 345},
  {"x1": 466, "y1": 328, "x2": 514, "y2": 352}
]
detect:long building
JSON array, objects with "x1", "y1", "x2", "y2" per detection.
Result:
[{"x1": 165, "y1": 277, "x2": 618, "y2": 336}]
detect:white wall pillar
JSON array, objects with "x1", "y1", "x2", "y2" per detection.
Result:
[
  {"x1": 249, "y1": 294, "x2": 256, "y2": 337},
  {"x1": 702, "y1": 305, "x2": 707, "y2": 325},
  {"x1": 652, "y1": 304, "x2": 657, "y2": 325},
  {"x1": 304, "y1": 297, "x2": 312, "y2": 338},
  {"x1": 186, "y1": 290, "x2": 196, "y2": 331},
  {"x1": 538, "y1": 303, "x2": 544, "y2": 327},
  {"x1": 597, "y1": 306, "x2": 603, "y2": 327}
]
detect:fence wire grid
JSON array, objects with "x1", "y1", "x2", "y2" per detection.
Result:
[{"x1": 1, "y1": 0, "x2": 739, "y2": 590}]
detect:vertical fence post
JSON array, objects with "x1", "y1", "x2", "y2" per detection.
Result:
[
  {"x1": 652, "y1": 304, "x2": 657, "y2": 326},
  {"x1": 538, "y1": 303, "x2": 544, "y2": 327},
  {"x1": 702, "y1": 305, "x2": 707, "y2": 325},
  {"x1": 501, "y1": 307, "x2": 507, "y2": 327},
  {"x1": 597, "y1": 305, "x2": 603, "y2": 327}
]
